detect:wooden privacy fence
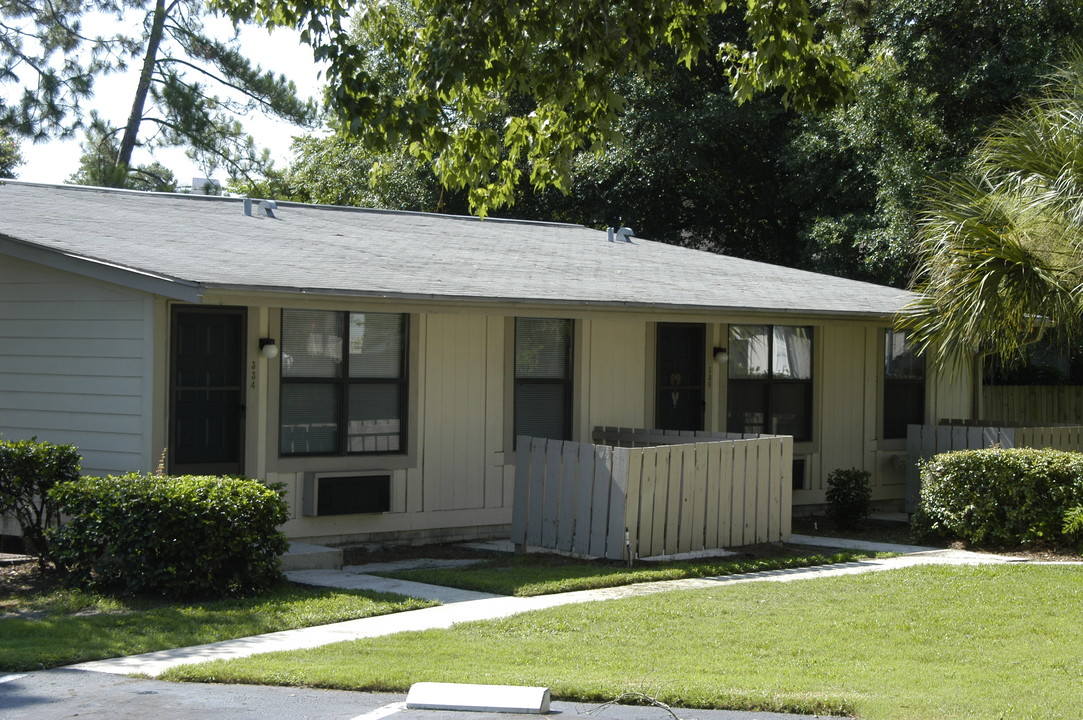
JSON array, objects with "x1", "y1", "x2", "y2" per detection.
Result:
[
  {"x1": 905, "y1": 421, "x2": 1083, "y2": 512},
  {"x1": 983, "y1": 385, "x2": 1083, "y2": 426},
  {"x1": 511, "y1": 428, "x2": 793, "y2": 561}
]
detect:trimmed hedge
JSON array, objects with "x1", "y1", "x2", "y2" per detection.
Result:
[
  {"x1": 49, "y1": 474, "x2": 289, "y2": 598},
  {"x1": 0, "y1": 438, "x2": 81, "y2": 565},
  {"x1": 915, "y1": 447, "x2": 1083, "y2": 547}
]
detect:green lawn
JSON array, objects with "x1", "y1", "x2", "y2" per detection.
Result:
[
  {"x1": 0, "y1": 584, "x2": 433, "y2": 671},
  {"x1": 376, "y1": 549, "x2": 880, "y2": 596},
  {"x1": 164, "y1": 564, "x2": 1083, "y2": 720}
]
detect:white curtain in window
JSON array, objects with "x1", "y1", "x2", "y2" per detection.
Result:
[{"x1": 774, "y1": 326, "x2": 811, "y2": 379}]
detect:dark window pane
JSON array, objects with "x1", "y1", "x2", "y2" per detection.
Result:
[
  {"x1": 769, "y1": 382, "x2": 812, "y2": 440},
  {"x1": 280, "y1": 384, "x2": 339, "y2": 454},
  {"x1": 515, "y1": 317, "x2": 572, "y2": 442},
  {"x1": 884, "y1": 381, "x2": 924, "y2": 439},
  {"x1": 348, "y1": 384, "x2": 402, "y2": 452},
  {"x1": 884, "y1": 330, "x2": 925, "y2": 439},
  {"x1": 515, "y1": 383, "x2": 568, "y2": 440},
  {"x1": 727, "y1": 381, "x2": 767, "y2": 435}
]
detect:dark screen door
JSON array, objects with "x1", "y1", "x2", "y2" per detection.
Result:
[
  {"x1": 170, "y1": 307, "x2": 245, "y2": 475},
  {"x1": 655, "y1": 323, "x2": 705, "y2": 431}
]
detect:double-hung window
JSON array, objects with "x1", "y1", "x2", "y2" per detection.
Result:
[
  {"x1": 883, "y1": 329, "x2": 925, "y2": 439},
  {"x1": 279, "y1": 309, "x2": 407, "y2": 456},
  {"x1": 727, "y1": 325, "x2": 813, "y2": 440},
  {"x1": 514, "y1": 317, "x2": 573, "y2": 442}
]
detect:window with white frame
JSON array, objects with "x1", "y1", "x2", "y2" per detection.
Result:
[
  {"x1": 514, "y1": 317, "x2": 573, "y2": 443},
  {"x1": 883, "y1": 329, "x2": 925, "y2": 439},
  {"x1": 727, "y1": 325, "x2": 813, "y2": 440},
  {"x1": 279, "y1": 309, "x2": 407, "y2": 456}
]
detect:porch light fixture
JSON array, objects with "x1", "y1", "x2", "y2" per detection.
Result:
[
  {"x1": 259, "y1": 338, "x2": 279, "y2": 359},
  {"x1": 713, "y1": 346, "x2": 728, "y2": 364}
]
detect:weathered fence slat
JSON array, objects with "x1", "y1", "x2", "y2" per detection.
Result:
[
  {"x1": 556, "y1": 441, "x2": 579, "y2": 553},
  {"x1": 607, "y1": 448, "x2": 630, "y2": 559},
  {"x1": 510, "y1": 435, "x2": 530, "y2": 547},
  {"x1": 542, "y1": 440, "x2": 562, "y2": 549},
  {"x1": 572, "y1": 443, "x2": 595, "y2": 557},
  {"x1": 730, "y1": 441, "x2": 747, "y2": 547},
  {"x1": 718, "y1": 442, "x2": 734, "y2": 547},
  {"x1": 675, "y1": 445, "x2": 695, "y2": 553},
  {"x1": 588, "y1": 445, "x2": 613, "y2": 559},
  {"x1": 691, "y1": 443, "x2": 709, "y2": 552},
  {"x1": 526, "y1": 437, "x2": 547, "y2": 547},
  {"x1": 704, "y1": 442, "x2": 722, "y2": 548},
  {"x1": 623, "y1": 448, "x2": 644, "y2": 561},
  {"x1": 635, "y1": 448, "x2": 654, "y2": 559},
  {"x1": 665, "y1": 445, "x2": 684, "y2": 553}
]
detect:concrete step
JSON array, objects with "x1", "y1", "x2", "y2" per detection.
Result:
[{"x1": 281, "y1": 542, "x2": 343, "y2": 572}]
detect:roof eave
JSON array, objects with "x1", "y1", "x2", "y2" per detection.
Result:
[
  {"x1": 202, "y1": 283, "x2": 904, "y2": 321},
  {"x1": 0, "y1": 235, "x2": 204, "y2": 303}
]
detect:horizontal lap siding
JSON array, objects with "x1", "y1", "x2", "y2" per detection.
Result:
[{"x1": 0, "y1": 260, "x2": 153, "y2": 475}]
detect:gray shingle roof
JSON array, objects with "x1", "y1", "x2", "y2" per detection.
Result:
[{"x1": 0, "y1": 181, "x2": 912, "y2": 318}]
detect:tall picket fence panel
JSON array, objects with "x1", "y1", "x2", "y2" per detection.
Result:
[{"x1": 512, "y1": 430, "x2": 792, "y2": 561}]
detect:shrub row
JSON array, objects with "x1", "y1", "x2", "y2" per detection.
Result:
[
  {"x1": 916, "y1": 447, "x2": 1083, "y2": 548},
  {"x1": 50, "y1": 473, "x2": 290, "y2": 598},
  {"x1": 0, "y1": 438, "x2": 81, "y2": 564}
]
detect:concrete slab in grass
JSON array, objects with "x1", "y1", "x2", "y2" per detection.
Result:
[{"x1": 407, "y1": 682, "x2": 550, "y2": 714}]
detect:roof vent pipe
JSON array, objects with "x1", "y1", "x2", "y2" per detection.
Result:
[
  {"x1": 243, "y1": 198, "x2": 278, "y2": 218},
  {"x1": 616, "y1": 226, "x2": 634, "y2": 242}
]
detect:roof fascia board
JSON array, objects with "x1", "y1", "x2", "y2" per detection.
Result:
[
  {"x1": 203, "y1": 286, "x2": 898, "y2": 323},
  {"x1": 0, "y1": 235, "x2": 204, "y2": 303}
]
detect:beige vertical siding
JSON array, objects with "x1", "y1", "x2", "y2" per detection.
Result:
[
  {"x1": 803, "y1": 324, "x2": 873, "y2": 498},
  {"x1": 421, "y1": 313, "x2": 490, "y2": 511},
  {"x1": 0, "y1": 259, "x2": 155, "y2": 475},
  {"x1": 582, "y1": 318, "x2": 648, "y2": 431}
]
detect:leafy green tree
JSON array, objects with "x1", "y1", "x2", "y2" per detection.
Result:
[
  {"x1": 213, "y1": 0, "x2": 855, "y2": 214},
  {"x1": 282, "y1": 134, "x2": 467, "y2": 212},
  {"x1": 900, "y1": 52, "x2": 1083, "y2": 367},
  {"x1": 787, "y1": 0, "x2": 1083, "y2": 286},
  {"x1": 0, "y1": 128, "x2": 23, "y2": 178},
  {"x1": 68, "y1": 114, "x2": 177, "y2": 190},
  {"x1": 1, "y1": 0, "x2": 317, "y2": 184},
  {"x1": 512, "y1": 30, "x2": 803, "y2": 265}
]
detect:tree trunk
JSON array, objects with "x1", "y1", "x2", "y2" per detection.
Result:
[{"x1": 117, "y1": 0, "x2": 170, "y2": 172}]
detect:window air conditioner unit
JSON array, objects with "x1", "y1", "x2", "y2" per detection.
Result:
[{"x1": 303, "y1": 472, "x2": 392, "y2": 516}]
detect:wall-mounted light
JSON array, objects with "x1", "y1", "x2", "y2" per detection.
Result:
[
  {"x1": 259, "y1": 338, "x2": 279, "y2": 359},
  {"x1": 713, "y1": 346, "x2": 728, "y2": 364}
]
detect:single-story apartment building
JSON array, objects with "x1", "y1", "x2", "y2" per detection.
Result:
[{"x1": 0, "y1": 181, "x2": 974, "y2": 545}]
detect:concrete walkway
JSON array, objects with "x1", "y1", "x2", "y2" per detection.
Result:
[{"x1": 68, "y1": 536, "x2": 1030, "y2": 678}]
